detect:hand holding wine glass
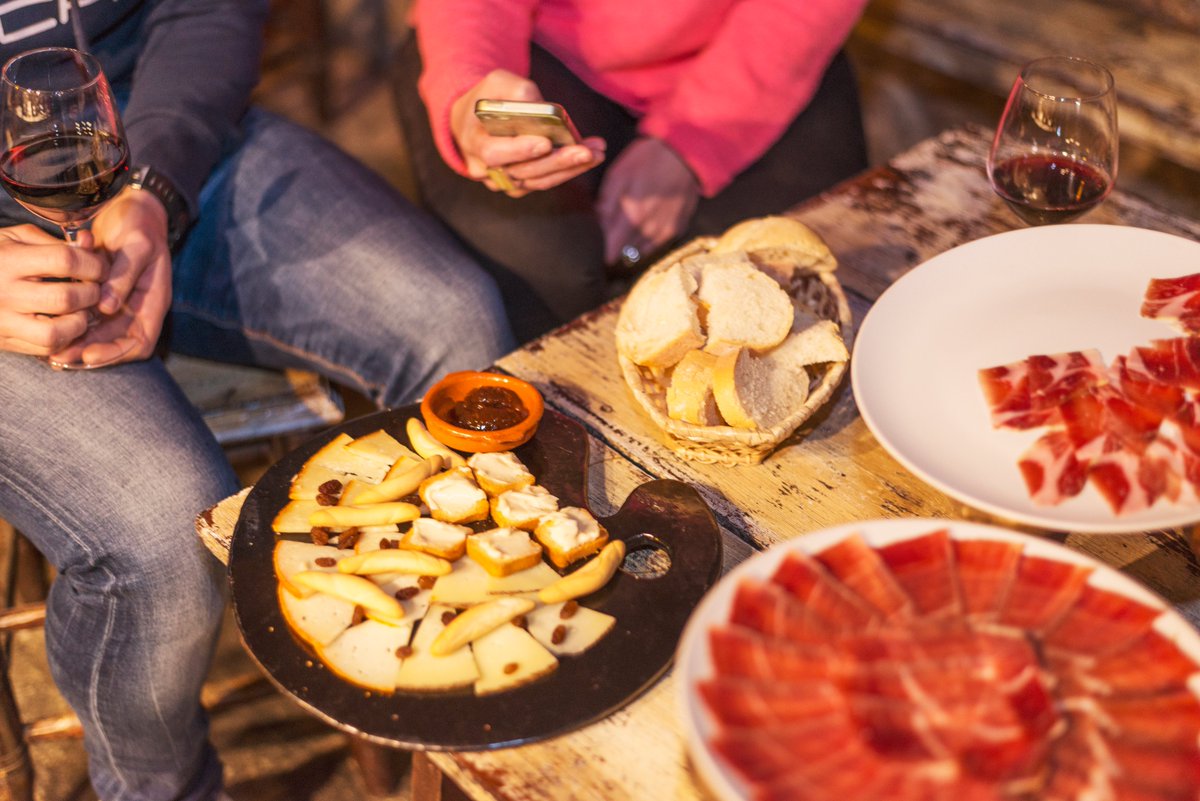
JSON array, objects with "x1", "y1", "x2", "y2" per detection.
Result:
[
  {"x1": 0, "y1": 46, "x2": 142, "y2": 369},
  {"x1": 988, "y1": 56, "x2": 1118, "y2": 226}
]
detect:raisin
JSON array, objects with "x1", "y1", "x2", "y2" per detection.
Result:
[
  {"x1": 310, "y1": 527, "x2": 331, "y2": 546},
  {"x1": 560, "y1": 600, "x2": 579, "y2": 619},
  {"x1": 316, "y1": 492, "x2": 338, "y2": 506},
  {"x1": 318, "y1": 479, "x2": 343, "y2": 495},
  {"x1": 441, "y1": 610, "x2": 457, "y2": 625},
  {"x1": 417, "y1": 575, "x2": 436, "y2": 590},
  {"x1": 394, "y1": 586, "x2": 419, "y2": 601},
  {"x1": 503, "y1": 662, "x2": 519, "y2": 675},
  {"x1": 380, "y1": 538, "x2": 399, "y2": 550},
  {"x1": 551, "y1": 625, "x2": 567, "y2": 645},
  {"x1": 314, "y1": 557, "x2": 337, "y2": 568},
  {"x1": 350, "y1": 605, "x2": 365, "y2": 626},
  {"x1": 338, "y1": 528, "x2": 361, "y2": 549},
  {"x1": 512, "y1": 615, "x2": 528, "y2": 629},
  {"x1": 395, "y1": 645, "x2": 413, "y2": 659}
]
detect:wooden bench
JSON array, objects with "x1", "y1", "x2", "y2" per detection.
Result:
[{"x1": 848, "y1": 0, "x2": 1200, "y2": 214}]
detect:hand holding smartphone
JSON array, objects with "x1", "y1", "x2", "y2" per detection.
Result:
[{"x1": 474, "y1": 99, "x2": 581, "y2": 147}]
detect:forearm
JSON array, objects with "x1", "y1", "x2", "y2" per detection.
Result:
[
  {"x1": 121, "y1": 0, "x2": 269, "y2": 216},
  {"x1": 638, "y1": 0, "x2": 868, "y2": 196},
  {"x1": 414, "y1": 0, "x2": 538, "y2": 173}
]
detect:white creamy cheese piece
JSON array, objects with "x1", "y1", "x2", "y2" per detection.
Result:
[
  {"x1": 472, "y1": 527, "x2": 541, "y2": 561},
  {"x1": 468, "y1": 451, "x2": 534, "y2": 495},
  {"x1": 493, "y1": 484, "x2": 559, "y2": 528},
  {"x1": 538, "y1": 506, "x2": 603, "y2": 552},
  {"x1": 409, "y1": 518, "x2": 470, "y2": 552},
  {"x1": 424, "y1": 469, "x2": 487, "y2": 520}
]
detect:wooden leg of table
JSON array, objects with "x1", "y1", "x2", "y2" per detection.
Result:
[
  {"x1": 0, "y1": 646, "x2": 33, "y2": 801},
  {"x1": 411, "y1": 751, "x2": 471, "y2": 801},
  {"x1": 347, "y1": 735, "x2": 407, "y2": 797}
]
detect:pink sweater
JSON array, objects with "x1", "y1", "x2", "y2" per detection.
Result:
[{"x1": 414, "y1": 0, "x2": 868, "y2": 197}]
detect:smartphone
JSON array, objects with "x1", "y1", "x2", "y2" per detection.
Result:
[{"x1": 474, "y1": 99, "x2": 581, "y2": 147}]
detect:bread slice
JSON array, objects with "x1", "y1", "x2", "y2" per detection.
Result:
[
  {"x1": 467, "y1": 451, "x2": 535, "y2": 497},
  {"x1": 711, "y1": 342, "x2": 811, "y2": 430},
  {"x1": 666, "y1": 348, "x2": 722, "y2": 426},
  {"x1": 616, "y1": 261, "x2": 704, "y2": 369},
  {"x1": 466, "y1": 527, "x2": 545, "y2": 577},
  {"x1": 534, "y1": 507, "x2": 609, "y2": 569},
  {"x1": 401, "y1": 518, "x2": 470, "y2": 561},
  {"x1": 696, "y1": 254, "x2": 793, "y2": 351},
  {"x1": 490, "y1": 484, "x2": 559, "y2": 530},
  {"x1": 788, "y1": 316, "x2": 849, "y2": 365},
  {"x1": 710, "y1": 216, "x2": 837, "y2": 274},
  {"x1": 419, "y1": 466, "x2": 489, "y2": 524}
]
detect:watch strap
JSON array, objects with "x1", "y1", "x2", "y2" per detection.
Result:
[{"x1": 130, "y1": 165, "x2": 191, "y2": 248}]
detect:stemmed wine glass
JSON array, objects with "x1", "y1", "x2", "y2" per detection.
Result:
[
  {"x1": 0, "y1": 46, "x2": 140, "y2": 369},
  {"x1": 987, "y1": 56, "x2": 1119, "y2": 226}
]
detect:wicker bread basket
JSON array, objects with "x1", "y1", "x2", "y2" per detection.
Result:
[{"x1": 617, "y1": 235, "x2": 852, "y2": 465}]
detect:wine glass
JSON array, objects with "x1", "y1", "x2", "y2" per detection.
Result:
[
  {"x1": 0, "y1": 47, "x2": 140, "y2": 369},
  {"x1": 987, "y1": 56, "x2": 1118, "y2": 226}
]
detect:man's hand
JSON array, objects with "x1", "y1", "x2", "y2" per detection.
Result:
[
  {"x1": 450, "y1": 70, "x2": 605, "y2": 196},
  {"x1": 596, "y1": 137, "x2": 700, "y2": 267},
  {"x1": 0, "y1": 225, "x2": 110, "y2": 358},
  {"x1": 47, "y1": 188, "x2": 173, "y2": 367}
]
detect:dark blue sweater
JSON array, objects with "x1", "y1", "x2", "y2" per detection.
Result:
[{"x1": 1, "y1": 0, "x2": 269, "y2": 219}]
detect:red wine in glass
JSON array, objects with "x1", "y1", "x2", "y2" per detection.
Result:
[
  {"x1": 988, "y1": 56, "x2": 1118, "y2": 226},
  {"x1": 0, "y1": 131, "x2": 129, "y2": 228},
  {"x1": 990, "y1": 153, "x2": 1112, "y2": 225}
]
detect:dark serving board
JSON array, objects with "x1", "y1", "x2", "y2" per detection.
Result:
[{"x1": 229, "y1": 404, "x2": 723, "y2": 750}]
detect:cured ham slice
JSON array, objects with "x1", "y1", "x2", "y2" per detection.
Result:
[
  {"x1": 812, "y1": 533, "x2": 913, "y2": 619},
  {"x1": 1131, "y1": 337, "x2": 1200, "y2": 391},
  {"x1": 978, "y1": 350, "x2": 1106, "y2": 430},
  {"x1": 1017, "y1": 431, "x2": 1090, "y2": 506},
  {"x1": 1141, "y1": 272, "x2": 1200, "y2": 334},
  {"x1": 1041, "y1": 584, "x2": 1162, "y2": 656},
  {"x1": 699, "y1": 530, "x2": 1200, "y2": 801},
  {"x1": 1088, "y1": 446, "x2": 1170, "y2": 515},
  {"x1": 1114, "y1": 354, "x2": 1186, "y2": 419},
  {"x1": 876, "y1": 529, "x2": 962, "y2": 617}
]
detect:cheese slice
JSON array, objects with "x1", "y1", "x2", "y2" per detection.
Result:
[
  {"x1": 394, "y1": 604, "x2": 480, "y2": 692},
  {"x1": 278, "y1": 585, "x2": 355, "y2": 647},
  {"x1": 471, "y1": 623, "x2": 558, "y2": 696},
  {"x1": 274, "y1": 540, "x2": 350, "y2": 598},
  {"x1": 525, "y1": 602, "x2": 616, "y2": 656},
  {"x1": 353, "y1": 527, "x2": 403, "y2": 552},
  {"x1": 290, "y1": 463, "x2": 352, "y2": 500},
  {"x1": 308, "y1": 433, "x2": 391, "y2": 482},
  {"x1": 272, "y1": 499, "x2": 324, "y2": 534},
  {"x1": 369, "y1": 573, "x2": 432, "y2": 628},
  {"x1": 338, "y1": 478, "x2": 380, "y2": 506},
  {"x1": 318, "y1": 619, "x2": 413, "y2": 693},
  {"x1": 429, "y1": 557, "x2": 492, "y2": 607},
  {"x1": 346, "y1": 430, "x2": 418, "y2": 465},
  {"x1": 486, "y1": 561, "x2": 561, "y2": 596}
]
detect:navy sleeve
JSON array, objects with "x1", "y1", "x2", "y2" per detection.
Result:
[{"x1": 121, "y1": 0, "x2": 270, "y2": 217}]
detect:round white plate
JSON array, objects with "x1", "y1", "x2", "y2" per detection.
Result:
[
  {"x1": 852, "y1": 224, "x2": 1200, "y2": 533},
  {"x1": 675, "y1": 518, "x2": 1200, "y2": 801}
]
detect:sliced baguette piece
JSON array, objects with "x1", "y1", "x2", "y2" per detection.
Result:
[
  {"x1": 616, "y1": 261, "x2": 704, "y2": 369},
  {"x1": 711, "y1": 341, "x2": 811, "y2": 430},
  {"x1": 710, "y1": 215, "x2": 837, "y2": 274},
  {"x1": 490, "y1": 484, "x2": 559, "y2": 530},
  {"x1": 697, "y1": 254, "x2": 793, "y2": 351},
  {"x1": 467, "y1": 450, "x2": 535, "y2": 496},
  {"x1": 666, "y1": 348, "x2": 722, "y2": 426}
]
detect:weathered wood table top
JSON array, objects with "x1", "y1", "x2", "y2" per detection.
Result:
[{"x1": 201, "y1": 124, "x2": 1200, "y2": 801}]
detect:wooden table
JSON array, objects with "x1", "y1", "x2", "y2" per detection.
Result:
[{"x1": 201, "y1": 124, "x2": 1200, "y2": 801}]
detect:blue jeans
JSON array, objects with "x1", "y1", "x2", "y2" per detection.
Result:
[{"x1": 0, "y1": 109, "x2": 513, "y2": 801}]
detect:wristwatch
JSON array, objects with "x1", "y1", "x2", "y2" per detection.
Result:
[{"x1": 129, "y1": 165, "x2": 191, "y2": 248}]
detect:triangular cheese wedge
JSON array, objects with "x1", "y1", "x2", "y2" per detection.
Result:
[
  {"x1": 346, "y1": 430, "x2": 418, "y2": 465},
  {"x1": 485, "y1": 561, "x2": 561, "y2": 596},
  {"x1": 278, "y1": 585, "x2": 355, "y2": 647},
  {"x1": 274, "y1": 540, "x2": 350, "y2": 598},
  {"x1": 290, "y1": 463, "x2": 353, "y2": 500},
  {"x1": 272, "y1": 499, "x2": 323, "y2": 534},
  {"x1": 472, "y1": 623, "x2": 558, "y2": 696},
  {"x1": 308, "y1": 433, "x2": 390, "y2": 482},
  {"x1": 394, "y1": 604, "x2": 479, "y2": 691},
  {"x1": 318, "y1": 619, "x2": 413, "y2": 692},
  {"x1": 525, "y1": 602, "x2": 616, "y2": 656},
  {"x1": 429, "y1": 557, "x2": 492, "y2": 607}
]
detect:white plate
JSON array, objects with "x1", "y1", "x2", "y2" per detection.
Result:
[
  {"x1": 675, "y1": 517, "x2": 1200, "y2": 801},
  {"x1": 852, "y1": 224, "x2": 1200, "y2": 533}
]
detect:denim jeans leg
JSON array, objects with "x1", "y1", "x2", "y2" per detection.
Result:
[
  {"x1": 0, "y1": 353, "x2": 235, "y2": 801},
  {"x1": 169, "y1": 109, "x2": 516, "y2": 409}
]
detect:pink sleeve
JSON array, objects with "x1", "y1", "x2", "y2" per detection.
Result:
[
  {"x1": 638, "y1": 0, "x2": 869, "y2": 197},
  {"x1": 414, "y1": 0, "x2": 539, "y2": 175}
]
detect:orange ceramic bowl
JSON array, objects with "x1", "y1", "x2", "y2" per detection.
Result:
[{"x1": 420, "y1": 371, "x2": 544, "y2": 453}]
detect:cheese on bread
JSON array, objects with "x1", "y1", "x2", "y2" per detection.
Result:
[
  {"x1": 419, "y1": 466, "x2": 489, "y2": 523},
  {"x1": 402, "y1": 518, "x2": 470, "y2": 561},
  {"x1": 534, "y1": 506, "x2": 608, "y2": 568},
  {"x1": 490, "y1": 484, "x2": 559, "y2": 530},
  {"x1": 466, "y1": 527, "x2": 544, "y2": 577},
  {"x1": 467, "y1": 450, "x2": 535, "y2": 496}
]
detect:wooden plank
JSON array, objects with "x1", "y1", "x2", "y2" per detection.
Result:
[{"x1": 853, "y1": 0, "x2": 1200, "y2": 171}]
